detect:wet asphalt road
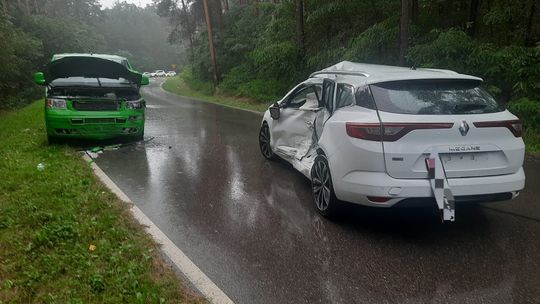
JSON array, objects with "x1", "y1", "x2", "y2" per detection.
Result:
[{"x1": 94, "y1": 79, "x2": 540, "y2": 304}]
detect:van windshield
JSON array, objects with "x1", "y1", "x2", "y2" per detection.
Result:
[{"x1": 369, "y1": 80, "x2": 504, "y2": 115}]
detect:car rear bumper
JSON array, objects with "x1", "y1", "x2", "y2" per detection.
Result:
[
  {"x1": 45, "y1": 111, "x2": 145, "y2": 140},
  {"x1": 334, "y1": 167, "x2": 525, "y2": 207}
]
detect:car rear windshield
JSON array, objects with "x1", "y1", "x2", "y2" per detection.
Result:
[{"x1": 369, "y1": 80, "x2": 505, "y2": 115}]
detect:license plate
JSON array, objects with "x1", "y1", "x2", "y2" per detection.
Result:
[{"x1": 441, "y1": 153, "x2": 479, "y2": 163}]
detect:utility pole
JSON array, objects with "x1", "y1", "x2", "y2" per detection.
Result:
[{"x1": 202, "y1": 0, "x2": 219, "y2": 86}]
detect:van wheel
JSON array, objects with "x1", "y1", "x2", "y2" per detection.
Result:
[
  {"x1": 311, "y1": 155, "x2": 340, "y2": 217},
  {"x1": 259, "y1": 122, "x2": 275, "y2": 160}
]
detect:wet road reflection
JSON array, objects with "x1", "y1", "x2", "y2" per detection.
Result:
[{"x1": 95, "y1": 80, "x2": 540, "y2": 304}]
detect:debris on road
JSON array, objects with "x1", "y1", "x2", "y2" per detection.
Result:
[{"x1": 90, "y1": 146, "x2": 104, "y2": 153}]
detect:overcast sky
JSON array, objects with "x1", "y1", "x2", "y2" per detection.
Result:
[{"x1": 99, "y1": 0, "x2": 154, "y2": 8}]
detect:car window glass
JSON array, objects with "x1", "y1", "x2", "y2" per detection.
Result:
[
  {"x1": 370, "y1": 80, "x2": 504, "y2": 114},
  {"x1": 335, "y1": 84, "x2": 354, "y2": 109},
  {"x1": 355, "y1": 86, "x2": 376, "y2": 109},
  {"x1": 288, "y1": 86, "x2": 317, "y2": 109}
]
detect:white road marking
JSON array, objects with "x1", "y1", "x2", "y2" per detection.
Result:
[{"x1": 83, "y1": 153, "x2": 234, "y2": 304}]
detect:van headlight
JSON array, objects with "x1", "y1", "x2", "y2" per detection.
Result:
[
  {"x1": 46, "y1": 98, "x2": 67, "y2": 109},
  {"x1": 126, "y1": 99, "x2": 144, "y2": 109}
]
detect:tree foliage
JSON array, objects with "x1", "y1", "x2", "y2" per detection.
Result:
[
  {"x1": 157, "y1": 0, "x2": 539, "y2": 105},
  {"x1": 0, "y1": 0, "x2": 181, "y2": 109}
]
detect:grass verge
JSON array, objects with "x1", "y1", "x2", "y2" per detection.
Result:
[
  {"x1": 0, "y1": 101, "x2": 204, "y2": 303},
  {"x1": 162, "y1": 76, "x2": 270, "y2": 113}
]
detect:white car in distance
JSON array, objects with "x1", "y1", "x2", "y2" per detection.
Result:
[
  {"x1": 258, "y1": 61, "x2": 525, "y2": 221},
  {"x1": 166, "y1": 71, "x2": 177, "y2": 77},
  {"x1": 154, "y1": 70, "x2": 166, "y2": 77}
]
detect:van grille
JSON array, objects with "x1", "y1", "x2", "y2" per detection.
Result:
[
  {"x1": 72, "y1": 100, "x2": 119, "y2": 111},
  {"x1": 84, "y1": 118, "x2": 116, "y2": 124}
]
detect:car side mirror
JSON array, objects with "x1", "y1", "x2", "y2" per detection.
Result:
[
  {"x1": 34, "y1": 72, "x2": 46, "y2": 86},
  {"x1": 269, "y1": 103, "x2": 280, "y2": 120},
  {"x1": 140, "y1": 75, "x2": 149, "y2": 85}
]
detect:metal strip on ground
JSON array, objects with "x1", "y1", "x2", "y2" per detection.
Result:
[{"x1": 83, "y1": 153, "x2": 234, "y2": 304}]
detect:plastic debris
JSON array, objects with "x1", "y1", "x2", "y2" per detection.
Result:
[
  {"x1": 104, "y1": 144, "x2": 121, "y2": 151},
  {"x1": 89, "y1": 244, "x2": 96, "y2": 251},
  {"x1": 86, "y1": 151, "x2": 100, "y2": 159},
  {"x1": 90, "y1": 146, "x2": 104, "y2": 153},
  {"x1": 37, "y1": 163, "x2": 45, "y2": 171}
]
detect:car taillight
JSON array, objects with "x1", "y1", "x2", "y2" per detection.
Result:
[
  {"x1": 346, "y1": 122, "x2": 454, "y2": 142},
  {"x1": 473, "y1": 120, "x2": 522, "y2": 137}
]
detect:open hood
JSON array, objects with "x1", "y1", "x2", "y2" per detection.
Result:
[{"x1": 45, "y1": 56, "x2": 143, "y2": 85}]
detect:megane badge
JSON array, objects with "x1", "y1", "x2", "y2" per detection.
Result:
[{"x1": 459, "y1": 120, "x2": 470, "y2": 136}]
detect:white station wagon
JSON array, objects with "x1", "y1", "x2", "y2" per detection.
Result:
[{"x1": 258, "y1": 61, "x2": 525, "y2": 221}]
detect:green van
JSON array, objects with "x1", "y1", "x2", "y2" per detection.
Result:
[{"x1": 34, "y1": 53, "x2": 149, "y2": 142}]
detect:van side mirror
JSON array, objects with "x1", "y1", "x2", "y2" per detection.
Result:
[
  {"x1": 140, "y1": 75, "x2": 149, "y2": 85},
  {"x1": 34, "y1": 72, "x2": 46, "y2": 86},
  {"x1": 269, "y1": 103, "x2": 280, "y2": 120}
]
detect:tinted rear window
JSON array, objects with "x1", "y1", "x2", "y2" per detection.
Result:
[{"x1": 370, "y1": 80, "x2": 504, "y2": 114}]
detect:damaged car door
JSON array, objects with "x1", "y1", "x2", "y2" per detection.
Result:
[{"x1": 270, "y1": 84, "x2": 322, "y2": 172}]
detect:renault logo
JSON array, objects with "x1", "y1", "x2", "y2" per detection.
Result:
[{"x1": 459, "y1": 120, "x2": 470, "y2": 136}]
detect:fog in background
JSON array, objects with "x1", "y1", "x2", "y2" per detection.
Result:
[
  {"x1": 0, "y1": 0, "x2": 185, "y2": 108},
  {"x1": 99, "y1": 0, "x2": 154, "y2": 8}
]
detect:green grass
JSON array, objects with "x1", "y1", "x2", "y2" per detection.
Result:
[
  {"x1": 0, "y1": 101, "x2": 204, "y2": 303},
  {"x1": 523, "y1": 129, "x2": 540, "y2": 155},
  {"x1": 162, "y1": 76, "x2": 271, "y2": 113}
]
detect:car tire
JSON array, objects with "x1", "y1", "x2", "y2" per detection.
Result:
[
  {"x1": 311, "y1": 154, "x2": 340, "y2": 217},
  {"x1": 259, "y1": 122, "x2": 276, "y2": 160}
]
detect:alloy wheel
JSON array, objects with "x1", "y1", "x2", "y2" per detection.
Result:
[
  {"x1": 259, "y1": 124, "x2": 273, "y2": 159},
  {"x1": 312, "y1": 158, "x2": 331, "y2": 211}
]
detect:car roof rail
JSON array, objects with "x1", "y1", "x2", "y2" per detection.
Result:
[{"x1": 309, "y1": 70, "x2": 370, "y2": 78}]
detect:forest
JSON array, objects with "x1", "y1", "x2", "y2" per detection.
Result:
[
  {"x1": 156, "y1": 0, "x2": 539, "y2": 146},
  {"x1": 1, "y1": 0, "x2": 539, "y2": 146},
  {"x1": 0, "y1": 0, "x2": 180, "y2": 109}
]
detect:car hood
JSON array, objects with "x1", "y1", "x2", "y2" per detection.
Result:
[{"x1": 46, "y1": 56, "x2": 143, "y2": 85}]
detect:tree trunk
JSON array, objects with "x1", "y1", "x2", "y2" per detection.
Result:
[
  {"x1": 223, "y1": 0, "x2": 228, "y2": 13},
  {"x1": 213, "y1": 0, "x2": 223, "y2": 32},
  {"x1": 202, "y1": 0, "x2": 219, "y2": 86},
  {"x1": 25, "y1": 0, "x2": 31, "y2": 15},
  {"x1": 410, "y1": 0, "x2": 418, "y2": 24},
  {"x1": 467, "y1": 0, "x2": 480, "y2": 37},
  {"x1": 180, "y1": 0, "x2": 195, "y2": 71},
  {"x1": 525, "y1": 0, "x2": 538, "y2": 46},
  {"x1": 295, "y1": 0, "x2": 305, "y2": 53},
  {"x1": 399, "y1": 0, "x2": 409, "y2": 66}
]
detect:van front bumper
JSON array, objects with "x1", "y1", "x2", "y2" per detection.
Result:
[{"x1": 45, "y1": 109, "x2": 145, "y2": 140}]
